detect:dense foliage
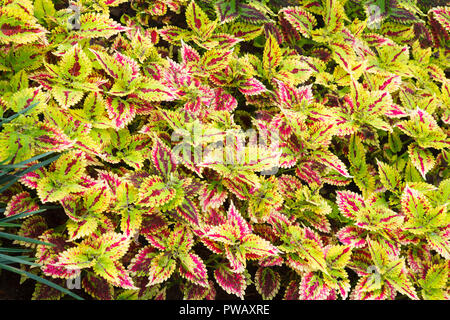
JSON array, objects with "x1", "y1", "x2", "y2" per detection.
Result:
[{"x1": 0, "y1": 0, "x2": 449, "y2": 300}]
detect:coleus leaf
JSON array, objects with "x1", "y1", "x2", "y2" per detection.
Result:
[
  {"x1": 32, "y1": 278, "x2": 66, "y2": 300},
  {"x1": 18, "y1": 163, "x2": 47, "y2": 189},
  {"x1": 75, "y1": 13, "x2": 129, "y2": 39},
  {"x1": 0, "y1": 7, "x2": 47, "y2": 44},
  {"x1": 89, "y1": 49, "x2": 139, "y2": 84},
  {"x1": 36, "y1": 230, "x2": 79, "y2": 279},
  {"x1": 76, "y1": 185, "x2": 111, "y2": 219},
  {"x1": 428, "y1": 10, "x2": 448, "y2": 48},
  {"x1": 322, "y1": 0, "x2": 346, "y2": 34},
  {"x1": 277, "y1": 174, "x2": 303, "y2": 199},
  {"x1": 227, "y1": 201, "x2": 252, "y2": 239},
  {"x1": 284, "y1": 235, "x2": 327, "y2": 273},
  {"x1": 396, "y1": 108, "x2": 449, "y2": 149},
  {"x1": 199, "y1": 49, "x2": 234, "y2": 74},
  {"x1": 143, "y1": 0, "x2": 167, "y2": 16},
  {"x1": 101, "y1": 232, "x2": 132, "y2": 262},
  {"x1": 128, "y1": 246, "x2": 158, "y2": 277},
  {"x1": 179, "y1": 252, "x2": 209, "y2": 287},
  {"x1": 276, "y1": 57, "x2": 313, "y2": 85},
  {"x1": 104, "y1": 97, "x2": 136, "y2": 129},
  {"x1": 166, "y1": 224, "x2": 194, "y2": 253},
  {"x1": 367, "y1": 239, "x2": 419, "y2": 300},
  {"x1": 206, "y1": 33, "x2": 243, "y2": 50},
  {"x1": 263, "y1": 33, "x2": 282, "y2": 75},
  {"x1": 387, "y1": 264, "x2": 420, "y2": 300},
  {"x1": 120, "y1": 207, "x2": 143, "y2": 238},
  {"x1": 214, "y1": 264, "x2": 247, "y2": 299},
  {"x1": 135, "y1": 78, "x2": 175, "y2": 101},
  {"x1": 52, "y1": 151, "x2": 87, "y2": 181},
  {"x1": 401, "y1": 186, "x2": 432, "y2": 220},
  {"x1": 15, "y1": 215, "x2": 48, "y2": 246},
  {"x1": 186, "y1": 0, "x2": 217, "y2": 40},
  {"x1": 426, "y1": 230, "x2": 450, "y2": 260},
  {"x1": 198, "y1": 182, "x2": 228, "y2": 213},
  {"x1": 82, "y1": 272, "x2": 114, "y2": 300},
  {"x1": 33, "y1": 122, "x2": 74, "y2": 153},
  {"x1": 419, "y1": 263, "x2": 449, "y2": 300},
  {"x1": 7, "y1": 87, "x2": 48, "y2": 113},
  {"x1": 237, "y1": 3, "x2": 270, "y2": 24},
  {"x1": 93, "y1": 260, "x2": 137, "y2": 290},
  {"x1": 350, "y1": 276, "x2": 396, "y2": 300},
  {"x1": 59, "y1": 44, "x2": 92, "y2": 82},
  {"x1": 151, "y1": 138, "x2": 177, "y2": 178},
  {"x1": 147, "y1": 252, "x2": 177, "y2": 287},
  {"x1": 240, "y1": 234, "x2": 281, "y2": 258},
  {"x1": 356, "y1": 206, "x2": 404, "y2": 232},
  {"x1": 279, "y1": 7, "x2": 317, "y2": 38},
  {"x1": 203, "y1": 223, "x2": 235, "y2": 246},
  {"x1": 36, "y1": 151, "x2": 87, "y2": 203},
  {"x1": 336, "y1": 191, "x2": 365, "y2": 219},
  {"x1": 310, "y1": 149, "x2": 351, "y2": 178},
  {"x1": 175, "y1": 198, "x2": 200, "y2": 226},
  {"x1": 255, "y1": 267, "x2": 281, "y2": 300},
  {"x1": 97, "y1": 0, "x2": 130, "y2": 7},
  {"x1": 66, "y1": 215, "x2": 99, "y2": 241},
  {"x1": 180, "y1": 41, "x2": 200, "y2": 64},
  {"x1": 376, "y1": 159, "x2": 402, "y2": 192},
  {"x1": 145, "y1": 228, "x2": 170, "y2": 251},
  {"x1": 299, "y1": 272, "x2": 332, "y2": 300},
  {"x1": 325, "y1": 245, "x2": 352, "y2": 270},
  {"x1": 215, "y1": 0, "x2": 239, "y2": 23},
  {"x1": 322, "y1": 169, "x2": 352, "y2": 186},
  {"x1": 224, "y1": 244, "x2": 246, "y2": 273},
  {"x1": 138, "y1": 175, "x2": 177, "y2": 208},
  {"x1": 407, "y1": 144, "x2": 435, "y2": 180},
  {"x1": 225, "y1": 22, "x2": 263, "y2": 41},
  {"x1": 53, "y1": 240, "x2": 96, "y2": 269},
  {"x1": 203, "y1": 207, "x2": 227, "y2": 226},
  {"x1": 284, "y1": 280, "x2": 301, "y2": 300},
  {"x1": 4, "y1": 191, "x2": 39, "y2": 217},
  {"x1": 140, "y1": 212, "x2": 169, "y2": 236},
  {"x1": 182, "y1": 280, "x2": 216, "y2": 300},
  {"x1": 159, "y1": 26, "x2": 193, "y2": 44},
  {"x1": 428, "y1": 6, "x2": 450, "y2": 33},
  {"x1": 295, "y1": 160, "x2": 322, "y2": 185},
  {"x1": 0, "y1": 118, "x2": 67, "y2": 164},
  {"x1": 238, "y1": 77, "x2": 267, "y2": 95},
  {"x1": 57, "y1": 232, "x2": 136, "y2": 289}
]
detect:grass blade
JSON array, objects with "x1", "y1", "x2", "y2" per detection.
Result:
[
  {"x1": 0, "y1": 263, "x2": 84, "y2": 300},
  {"x1": 0, "y1": 248, "x2": 32, "y2": 253},
  {"x1": 0, "y1": 153, "x2": 61, "y2": 194},
  {"x1": 0, "y1": 253, "x2": 39, "y2": 267},
  {"x1": 0, "y1": 209, "x2": 46, "y2": 223},
  {"x1": 0, "y1": 231, "x2": 55, "y2": 246},
  {"x1": 0, "y1": 102, "x2": 39, "y2": 128}
]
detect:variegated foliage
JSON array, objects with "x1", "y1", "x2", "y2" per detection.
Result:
[{"x1": 0, "y1": 0, "x2": 449, "y2": 300}]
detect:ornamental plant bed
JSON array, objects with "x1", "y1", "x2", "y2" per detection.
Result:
[{"x1": 0, "y1": 0, "x2": 449, "y2": 301}]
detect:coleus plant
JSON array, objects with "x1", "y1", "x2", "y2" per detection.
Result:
[{"x1": 0, "y1": 0, "x2": 449, "y2": 300}]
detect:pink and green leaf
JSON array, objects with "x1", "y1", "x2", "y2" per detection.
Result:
[
  {"x1": 4, "y1": 191, "x2": 39, "y2": 217},
  {"x1": 407, "y1": 144, "x2": 435, "y2": 180},
  {"x1": 214, "y1": 264, "x2": 247, "y2": 299},
  {"x1": 151, "y1": 138, "x2": 177, "y2": 177},
  {"x1": 147, "y1": 253, "x2": 177, "y2": 287},
  {"x1": 138, "y1": 175, "x2": 176, "y2": 207},
  {"x1": 280, "y1": 7, "x2": 317, "y2": 38},
  {"x1": 255, "y1": 267, "x2": 281, "y2": 300},
  {"x1": 82, "y1": 272, "x2": 114, "y2": 300},
  {"x1": 336, "y1": 191, "x2": 365, "y2": 219},
  {"x1": 178, "y1": 252, "x2": 209, "y2": 287}
]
